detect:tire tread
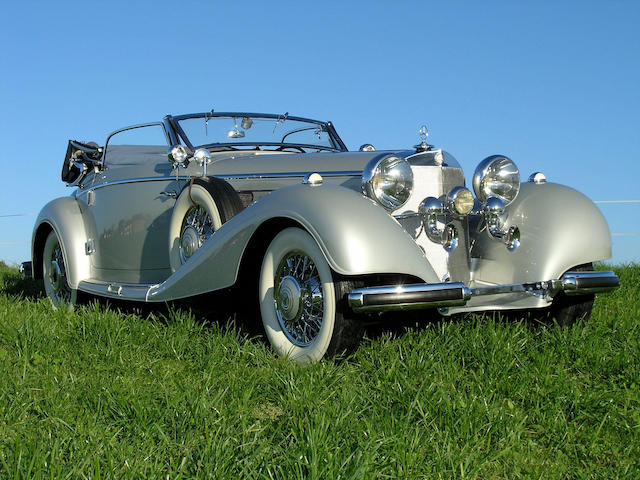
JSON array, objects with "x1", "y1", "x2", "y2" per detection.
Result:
[{"x1": 192, "y1": 177, "x2": 244, "y2": 223}]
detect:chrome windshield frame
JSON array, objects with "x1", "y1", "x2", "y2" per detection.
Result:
[{"x1": 164, "y1": 112, "x2": 348, "y2": 152}]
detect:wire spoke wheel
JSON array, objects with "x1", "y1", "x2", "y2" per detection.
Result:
[
  {"x1": 259, "y1": 227, "x2": 363, "y2": 363},
  {"x1": 274, "y1": 252, "x2": 325, "y2": 346},
  {"x1": 179, "y1": 205, "x2": 215, "y2": 264},
  {"x1": 168, "y1": 178, "x2": 243, "y2": 273},
  {"x1": 42, "y1": 231, "x2": 77, "y2": 309}
]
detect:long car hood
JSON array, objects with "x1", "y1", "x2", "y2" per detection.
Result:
[{"x1": 205, "y1": 150, "x2": 410, "y2": 176}]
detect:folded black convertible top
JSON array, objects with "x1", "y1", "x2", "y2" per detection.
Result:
[{"x1": 61, "y1": 140, "x2": 102, "y2": 183}]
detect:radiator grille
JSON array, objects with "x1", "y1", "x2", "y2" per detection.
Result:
[{"x1": 393, "y1": 163, "x2": 471, "y2": 283}]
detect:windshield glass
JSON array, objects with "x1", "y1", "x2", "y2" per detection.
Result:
[{"x1": 176, "y1": 114, "x2": 338, "y2": 151}]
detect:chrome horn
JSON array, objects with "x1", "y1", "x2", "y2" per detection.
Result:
[
  {"x1": 419, "y1": 197, "x2": 458, "y2": 252},
  {"x1": 483, "y1": 197, "x2": 520, "y2": 251}
]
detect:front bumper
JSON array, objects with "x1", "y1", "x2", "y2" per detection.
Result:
[{"x1": 348, "y1": 271, "x2": 619, "y2": 312}]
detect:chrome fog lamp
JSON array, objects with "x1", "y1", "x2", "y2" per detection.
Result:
[
  {"x1": 193, "y1": 148, "x2": 212, "y2": 176},
  {"x1": 472, "y1": 155, "x2": 520, "y2": 205},
  {"x1": 168, "y1": 145, "x2": 191, "y2": 169},
  {"x1": 362, "y1": 155, "x2": 413, "y2": 210},
  {"x1": 447, "y1": 186, "x2": 474, "y2": 215}
]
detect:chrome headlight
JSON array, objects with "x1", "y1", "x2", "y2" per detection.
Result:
[
  {"x1": 362, "y1": 155, "x2": 413, "y2": 210},
  {"x1": 472, "y1": 155, "x2": 520, "y2": 205},
  {"x1": 168, "y1": 145, "x2": 191, "y2": 169}
]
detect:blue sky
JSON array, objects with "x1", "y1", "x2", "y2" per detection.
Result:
[{"x1": 1, "y1": 0, "x2": 638, "y2": 265}]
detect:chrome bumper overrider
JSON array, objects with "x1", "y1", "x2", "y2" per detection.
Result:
[{"x1": 347, "y1": 271, "x2": 619, "y2": 312}]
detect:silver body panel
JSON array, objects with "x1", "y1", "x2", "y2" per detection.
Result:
[
  {"x1": 471, "y1": 182, "x2": 612, "y2": 283},
  {"x1": 443, "y1": 182, "x2": 612, "y2": 313},
  {"x1": 33, "y1": 197, "x2": 92, "y2": 289},
  {"x1": 148, "y1": 183, "x2": 439, "y2": 301},
  {"x1": 33, "y1": 115, "x2": 615, "y2": 314}
]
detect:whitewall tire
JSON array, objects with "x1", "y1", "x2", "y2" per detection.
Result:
[
  {"x1": 259, "y1": 227, "x2": 361, "y2": 363},
  {"x1": 42, "y1": 231, "x2": 77, "y2": 310},
  {"x1": 168, "y1": 177, "x2": 243, "y2": 273}
]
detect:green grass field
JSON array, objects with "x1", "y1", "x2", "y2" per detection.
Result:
[{"x1": 0, "y1": 264, "x2": 638, "y2": 479}]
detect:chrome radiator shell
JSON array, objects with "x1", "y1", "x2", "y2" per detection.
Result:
[{"x1": 393, "y1": 151, "x2": 471, "y2": 283}]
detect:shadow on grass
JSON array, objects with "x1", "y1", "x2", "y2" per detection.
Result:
[
  {"x1": 1, "y1": 263, "x2": 578, "y2": 362},
  {"x1": 361, "y1": 305, "x2": 569, "y2": 343},
  {"x1": 362, "y1": 309, "x2": 443, "y2": 341},
  {"x1": 81, "y1": 286, "x2": 267, "y2": 343},
  {"x1": 0, "y1": 264, "x2": 265, "y2": 344}
]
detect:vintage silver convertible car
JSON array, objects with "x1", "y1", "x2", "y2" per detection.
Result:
[{"x1": 29, "y1": 111, "x2": 619, "y2": 362}]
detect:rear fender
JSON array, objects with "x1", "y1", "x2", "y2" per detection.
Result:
[
  {"x1": 471, "y1": 182, "x2": 611, "y2": 284},
  {"x1": 149, "y1": 183, "x2": 439, "y2": 301},
  {"x1": 32, "y1": 197, "x2": 91, "y2": 289}
]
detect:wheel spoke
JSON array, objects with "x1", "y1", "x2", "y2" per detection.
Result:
[
  {"x1": 274, "y1": 251, "x2": 325, "y2": 347},
  {"x1": 179, "y1": 206, "x2": 216, "y2": 263}
]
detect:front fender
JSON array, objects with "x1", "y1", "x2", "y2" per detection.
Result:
[
  {"x1": 261, "y1": 184, "x2": 439, "y2": 280},
  {"x1": 471, "y1": 182, "x2": 612, "y2": 284},
  {"x1": 32, "y1": 196, "x2": 91, "y2": 289},
  {"x1": 149, "y1": 183, "x2": 439, "y2": 301}
]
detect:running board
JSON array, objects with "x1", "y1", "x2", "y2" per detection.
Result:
[{"x1": 348, "y1": 271, "x2": 619, "y2": 312}]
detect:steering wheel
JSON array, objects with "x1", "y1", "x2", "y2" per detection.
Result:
[{"x1": 275, "y1": 145, "x2": 306, "y2": 153}]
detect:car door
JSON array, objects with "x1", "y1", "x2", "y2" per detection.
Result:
[{"x1": 85, "y1": 123, "x2": 184, "y2": 284}]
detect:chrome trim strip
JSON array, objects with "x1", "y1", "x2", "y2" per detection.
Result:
[
  {"x1": 218, "y1": 171, "x2": 362, "y2": 181},
  {"x1": 78, "y1": 171, "x2": 362, "y2": 193},
  {"x1": 348, "y1": 271, "x2": 619, "y2": 312}
]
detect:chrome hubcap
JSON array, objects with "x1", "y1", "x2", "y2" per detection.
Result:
[
  {"x1": 274, "y1": 252, "x2": 324, "y2": 346},
  {"x1": 180, "y1": 226, "x2": 201, "y2": 260},
  {"x1": 47, "y1": 244, "x2": 71, "y2": 304},
  {"x1": 277, "y1": 275, "x2": 302, "y2": 321},
  {"x1": 179, "y1": 206, "x2": 214, "y2": 264}
]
